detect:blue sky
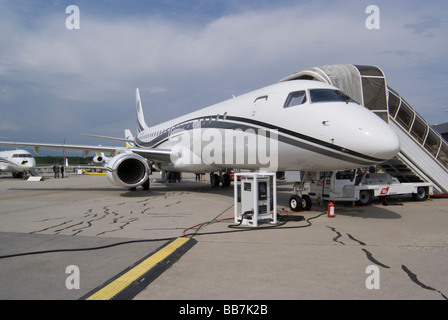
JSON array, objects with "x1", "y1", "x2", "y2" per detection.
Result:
[{"x1": 0, "y1": 0, "x2": 447, "y2": 155}]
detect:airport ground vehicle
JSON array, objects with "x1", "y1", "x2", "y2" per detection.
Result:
[{"x1": 289, "y1": 169, "x2": 433, "y2": 211}]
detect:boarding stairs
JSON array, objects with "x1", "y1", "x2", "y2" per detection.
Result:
[{"x1": 280, "y1": 64, "x2": 448, "y2": 193}]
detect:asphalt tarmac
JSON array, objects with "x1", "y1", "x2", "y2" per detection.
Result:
[{"x1": 0, "y1": 172, "x2": 447, "y2": 301}]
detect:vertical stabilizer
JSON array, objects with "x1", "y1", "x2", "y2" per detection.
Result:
[{"x1": 136, "y1": 88, "x2": 149, "y2": 133}]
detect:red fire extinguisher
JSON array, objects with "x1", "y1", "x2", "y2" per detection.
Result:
[{"x1": 328, "y1": 201, "x2": 335, "y2": 218}]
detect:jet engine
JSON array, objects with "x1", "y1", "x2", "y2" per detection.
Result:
[
  {"x1": 106, "y1": 152, "x2": 150, "y2": 188},
  {"x1": 93, "y1": 154, "x2": 106, "y2": 164}
]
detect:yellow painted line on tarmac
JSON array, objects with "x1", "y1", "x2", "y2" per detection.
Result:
[{"x1": 85, "y1": 237, "x2": 191, "y2": 300}]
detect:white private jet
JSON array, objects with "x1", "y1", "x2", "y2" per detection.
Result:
[
  {"x1": 0, "y1": 80, "x2": 400, "y2": 197},
  {"x1": 0, "y1": 149, "x2": 36, "y2": 178}
]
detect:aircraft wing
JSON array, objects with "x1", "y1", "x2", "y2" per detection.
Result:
[
  {"x1": 0, "y1": 141, "x2": 173, "y2": 163},
  {"x1": 81, "y1": 133, "x2": 134, "y2": 143},
  {"x1": 0, "y1": 141, "x2": 118, "y2": 155}
]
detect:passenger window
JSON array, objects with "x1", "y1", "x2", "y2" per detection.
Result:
[{"x1": 284, "y1": 91, "x2": 307, "y2": 108}]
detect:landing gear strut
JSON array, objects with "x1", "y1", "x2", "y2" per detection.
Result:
[{"x1": 289, "y1": 180, "x2": 312, "y2": 212}]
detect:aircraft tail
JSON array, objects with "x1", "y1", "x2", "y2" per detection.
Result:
[
  {"x1": 136, "y1": 88, "x2": 149, "y2": 133},
  {"x1": 125, "y1": 129, "x2": 135, "y2": 148}
]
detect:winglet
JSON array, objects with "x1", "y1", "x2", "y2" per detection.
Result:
[
  {"x1": 136, "y1": 88, "x2": 149, "y2": 133},
  {"x1": 125, "y1": 129, "x2": 135, "y2": 148}
]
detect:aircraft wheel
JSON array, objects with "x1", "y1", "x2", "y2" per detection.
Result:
[
  {"x1": 289, "y1": 195, "x2": 303, "y2": 212},
  {"x1": 210, "y1": 173, "x2": 220, "y2": 188},
  {"x1": 222, "y1": 173, "x2": 231, "y2": 187},
  {"x1": 142, "y1": 178, "x2": 150, "y2": 190},
  {"x1": 301, "y1": 195, "x2": 312, "y2": 211}
]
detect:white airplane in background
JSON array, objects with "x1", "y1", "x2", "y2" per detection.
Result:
[
  {"x1": 0, "y1": 149, "x2": 36, "y2": 178},
  {"x1": 0, "y1": 79, "x2": 400, "y2": 203}
]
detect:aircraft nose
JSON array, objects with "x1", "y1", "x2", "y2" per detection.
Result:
[
  {"x1": 371, "y1": 127, "x2": 400, "y2": 160},
  {"x1": 359, "y1": 116, "x2": 401, "y2": 161},
  {"x1": 26, "y1": 159, "x2": 36, "y2": 168}
]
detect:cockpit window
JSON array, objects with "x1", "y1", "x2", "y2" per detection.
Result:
[
  {"x1": 284, "y1": 91, "x2": 307, "y2": 108},
  {"x1": 309, "y1": 89, "x2": 355, "y2": 104},
  {"x1": 12, "y1": 154, "x2": 32, "y2": 158}
]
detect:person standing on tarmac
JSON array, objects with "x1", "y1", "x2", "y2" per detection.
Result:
[{"x1": 53, "y1": 164, "x2": 59, "y2": 178}]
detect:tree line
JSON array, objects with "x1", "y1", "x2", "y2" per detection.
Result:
[{"x1": 35, "y1": 156, "x2": 93, "y2": 166}]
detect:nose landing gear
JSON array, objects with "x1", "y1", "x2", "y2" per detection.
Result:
[
  {"x1": 289, "y1": 194, "x2": 312, "y2": 212},
  {"x1": 289, "y1": 181, "x2": 312, "y2": 212}
]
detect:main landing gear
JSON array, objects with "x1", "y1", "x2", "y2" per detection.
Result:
[{"x1": 210, "y1": 172, "x2": 231, "y2": 188}]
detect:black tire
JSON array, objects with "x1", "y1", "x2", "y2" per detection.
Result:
[
  {"x1": 356, "y1": 190, "x2": 372, "y2": 206},
  {"x1": 210, "y1": 173, "x2": 220, "y2": 188},
  {"x1": 222, "y1": 174, "x2": 231, "y2": 187},
  {"x1": 142, "y1": 178, "x2": 150, "y2": 190},
  {"x1": 289, "y1": 195, "x2": 303, "y2": 212},
  {"x1": 301, "y1": 195, "x2": 312, "y2": 211},
  {"x1": 413, "y1": 187, "x2": 427, "y2": 201}
]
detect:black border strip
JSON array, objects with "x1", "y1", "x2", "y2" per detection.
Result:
[
  {"x1": 79, "y1": 237, "x2": 197, "y2": 300},
  {"x1": 135, "y1": 115, "x2": 385, "y2": 165}
]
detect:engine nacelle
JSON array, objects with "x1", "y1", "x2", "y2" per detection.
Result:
[
  {"x1": 106, "y1": 153, "x2": 150, "y2": 188},
  {"x1": 93, "y1": 152, "x2": 109, "y2": 164},
  {"x1": 93, "y1": 155, "x2": 104, "y2": 163}
]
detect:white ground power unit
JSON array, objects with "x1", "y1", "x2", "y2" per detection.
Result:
[{"x1": 234, "y1": 172, "x2": 277, "y2": 227}]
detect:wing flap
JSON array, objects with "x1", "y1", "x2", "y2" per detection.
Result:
[{"x1": 131, "y1": 148, "x2": 173, "y2": 162}]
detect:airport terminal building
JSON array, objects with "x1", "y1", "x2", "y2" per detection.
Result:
[{"x1": 433, "y1": 122, "x2": 448, "y2": 143}]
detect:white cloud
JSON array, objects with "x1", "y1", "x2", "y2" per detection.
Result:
[
  {"x1": 5, "y1": 3, "x2": 446, "y2": 83},
  {"x1": 0, "y1": 1, "x2": 447, "y2": 145},
  {"x1": 0, "y1": 121, "x2": 20, "y2": 132},
  {"x1": 148, "y1": 86, "x2": 167, "y2": 94}
]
